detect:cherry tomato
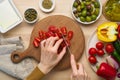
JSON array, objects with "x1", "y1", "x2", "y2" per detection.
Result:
[
  {"x1": 117, "y1": 24, "x2": 120, "y2": 39},
  {"x1": 67, "y1": 31, "x2": 73, "y2": 40},
  {"x1": 105, "y1": 44, "x2": 114, "y2": 54},
  {"x1": 66, "y1": 39, "x2": 71, "y2": 47},
  {"x1": 88, "y1": 56, "x2": 97, "y2": 64},
  {"x1": 97, "y1": 49, "x2": 104, "y2": 56},
  {"x1": 35, "y1": 37, "x2": 41, "y2": 43},
  {"x1": 45, "y1": 31, "x2": 55, "y2": 38},
  {"x1": 39, "y1": 30, "x2": 44, "y2": 39},
  {"x1": 48, "y1": 25, "x2": 57, "y2": 33},
  {"x1": 89, "y1": 48, "x2": 97, "y2": 56},
  {"x1": 96, "y1": 42, "x2": 104, "y2": 50},
  {"x1": 60, "y1": 27, "x2": 67, "y2": 36},
  {"x1": 33, "y1": 40, "x2": 39, "y2": 48}
]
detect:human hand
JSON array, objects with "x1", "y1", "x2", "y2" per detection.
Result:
[
  {"x1": 38, "y1": 37, "x2": 66, "y2": 74},
  {"x1": 70, "y1": 54, "x2": 90, "y2": 80}
]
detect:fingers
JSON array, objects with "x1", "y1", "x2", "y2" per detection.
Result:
[
  {"x1": 54, "y1": 39, "x2": 63, "y2": 49},
  {"x1": 41, "y1": 39, "x2": 46, "y2": 48},
  {"x1": 70, "y1": 54, "x2": 78, "y2": 76},
  {"x1": 57, "y1": 46, "x2": 66, "y2": 60},
  {"x1": 78, "y1": 63, "x2": 84, "y2": 74},
  {"x1": 49, "y1": 37, "x2": 59, "y2": 47}
]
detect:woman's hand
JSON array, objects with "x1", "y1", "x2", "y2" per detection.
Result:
[
  {"x1": 38, "y1": 37, "x2": 66, "y2": 74},
  {"x1": 70, "y1": 54, "x2": 90, "y2": 80}
]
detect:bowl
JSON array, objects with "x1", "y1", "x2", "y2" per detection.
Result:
[
  {"x1": 71, "y1": 0, "x2": 102, "y2": 24},
  {"x1": 24, "y1": 8, "x2": 38, "y2": 24},
  {"x1": 39, "y1": 0, "x2": 55, "y2": 13}
]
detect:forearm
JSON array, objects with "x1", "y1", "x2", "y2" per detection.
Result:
[{"x1": 26, "y1": 66, "x2": 45, "y2": 80}]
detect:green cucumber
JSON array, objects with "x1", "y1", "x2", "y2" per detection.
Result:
[
  {"x1": 111, "y1": 50, "x2": 120, "y2": 63},
  {"x1": 113, "y1": 40, "x2": 120, "y2": 54}
]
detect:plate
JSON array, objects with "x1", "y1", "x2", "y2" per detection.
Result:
[
  {"x1": 0, "y1": 0, "x2": 23, "y2": 33},
  {"x1": 86, "y1": 30, "x2": 120, "y2": 80}
]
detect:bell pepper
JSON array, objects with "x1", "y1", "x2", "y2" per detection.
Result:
[
  {"x1": 97, "y1": 22, "x2": 118, "y2": 42},
  {"x1": 96, "y1": 62, "x2": 117, "y2": 80}
]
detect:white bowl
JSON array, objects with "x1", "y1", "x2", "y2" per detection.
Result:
[
  {"x1": 39, "y1": 0, "x2": 55, "y2": 13},
  {"x1": 71, "y1": 0, "x2": 102, "y2": 24},
  {"x1": 24, "y1": 8, "x2": 38, "y2": 24}
]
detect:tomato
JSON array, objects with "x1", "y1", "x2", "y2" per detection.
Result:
[
  {"x1": 45, "y1": 31, "x2": 55, "y2": 38},
  {"x1": 60, "y1": 27, "x2": 67, "y2": 36},
  {"x1": 66, "y1": 39, "x2": 71, "y2": 47},
  {"x1": 97, "y1": 49, "x2": 104, "y2": 56},
  {"x1": 105, "y1": 44, "x2": 114, "y2": 53},
  {"x1": 96, "y1": 42, "x2": 104, "y2": 50},
  {"x1": 117, "y1": 24, "x2": 120, "y2": 39},
  {"x1": 39, "y1": 30, "x2": 44, "y2": 39},
  {"x1": 67, "y1": 31, "x2": 73, "y2": 40},
  {"x1": 33, "y1": 40, "x2": 39, "y2": 48},
  {"x1": 88, "y1": 56, "x2": 97, "y2": 64},
  {"x1": 89, "y1": 48, "x2": 97, "y2": 56},
  {"x1": 48, "y1": 25, "x2": 57, "y2": 33},
  {"x1": 35, "y1": 37, "x2": 41, "y2": 43}
]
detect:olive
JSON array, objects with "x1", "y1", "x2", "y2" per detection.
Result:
[
  {"x1": 81, "y1": 2, "x2": 85, "y2": 9},
  {"x1": 86, "y1": 16, "x2": 92, "y2": 22},
  {"x1": 87, "y1": 12, "x2": 91, "y2": 16},
  {"x1": 78, "y1": 13, "x2": 82, "y2": 17},
  {"x1": 75, "y1": 0, "x2": 81, "y2": 5},
  {"x1": 94, "y1": 8, "x2": 99, "y2": 16},
  {"x1": 80, "y1": 16, "x2": 86, "y2": 22},
  {"x1": 81, "y1": 9, "x2": 87, "y2": 17},
  {"x1": 77, "y1": 5, "x2": 81, "y2": 12},
  {"x1": 73, "y1": 1, "x2": 78, "y2": 8},
  {"x1": 91, "y1": 14, "x2": 97, "y2": 20},
  {"x1": 85, "y1": 1, "x2": 91, "y2": 5},
  {"x1": 86, "y1": 4, "x2": 92, "y2": 10},
  {"x1": 74, "y1": 13, "x2": 79, "y2": 18},
  {"x1": 93, "y1": 1, "x2": 100, "y2": 8}
]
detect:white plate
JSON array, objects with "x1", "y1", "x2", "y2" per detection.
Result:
[
  {"x1": 86, "y1": 30, "x2": 120, "y2": 79},
  {"x1": 0, "y1": 0, "x2": 23, "y2": 33}
]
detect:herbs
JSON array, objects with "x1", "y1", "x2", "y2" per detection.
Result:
[
  {"x1": 24, "y1": 8, "x2": 37, "y2": 22},
  {"x1": 42, "y1": 0, "x2": 53, "y2": 9}
]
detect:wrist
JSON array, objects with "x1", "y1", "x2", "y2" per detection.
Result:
[{"x1": 38, "y1": 63, "x2": 52, "y2": 74}]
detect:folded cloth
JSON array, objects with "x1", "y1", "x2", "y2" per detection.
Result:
[
  {"x1": 0, "y1": 35, "x2": 35, "y2": 79},
  {"x1": 0, "y1": 54, "x2": 35, "y2": 80},
  {"x1": 0, "y1": 36, "x2": 23, "y2": 46},
  {"x1": 0, "y1": 44, "x2": 24, "y2": 55}
]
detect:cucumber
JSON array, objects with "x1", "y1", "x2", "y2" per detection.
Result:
[
  {"x1": 113, "y1": 40, "x2": 120, "y2": 54},
  {"x1": 111, "y1": 50, "x2": 120, "y2": 63}
]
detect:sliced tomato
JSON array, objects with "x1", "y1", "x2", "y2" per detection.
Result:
[
  {"x1": 60, "y1": 27, "x2": 67, "y2": 36},
  {"x1": 33, "y1": 39, "x2": 39, "y2": 48},
  {"x1": 67, "y1": 31, "x2": 73, "y2": 40},
  {"x1": 48, "y1": 25, "x2": 57, "y2": 33},
  {"x1": 39, "y1": 30, "x2": 44, "y2": 39},
  {"x1": 35, "y1": 37, "x2": 41, "y2": 43}
]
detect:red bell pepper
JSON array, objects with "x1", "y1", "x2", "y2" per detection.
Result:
[{"x1": 96, "y1": 62, "x2": 117, "y2": 80}]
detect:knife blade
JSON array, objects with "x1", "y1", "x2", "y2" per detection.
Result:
[{"x1": 61, "y1": 33, "x2": 72, "y2": 54}]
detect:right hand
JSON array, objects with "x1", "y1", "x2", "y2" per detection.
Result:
[{"x1": 70, "y1": 54, "x2": 90, "y2": 80}]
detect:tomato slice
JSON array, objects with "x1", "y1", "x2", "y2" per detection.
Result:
[
  {"x1": 39, "y1": 30, "x2": 44, "y2": 39},
  {"x1": 33, "y1": 39, "x2": 39, "y2": 48},
  {"x1": 45, "y1": 31, "x2": 55, "y2": 38},
  {"x1": 67, "y1": 31, "x2": 73, "y2": 40},
  {"x1": 35, "y1": 37, "x2": 41, "y2": 43},
  {"x1": 60, "y1": 27, "x2": 67, "y2": 36},
  {"x1": 48, "y1": 25, "x2": 57, "y2": 33}
]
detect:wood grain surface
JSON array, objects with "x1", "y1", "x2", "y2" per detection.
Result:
[{"x1": 11, "y1": 15, "x2": 85, "y2": 70}]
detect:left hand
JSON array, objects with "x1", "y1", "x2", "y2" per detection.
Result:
[{"x1": 38, "y1": 37, "x2": 66, "y2": 74}]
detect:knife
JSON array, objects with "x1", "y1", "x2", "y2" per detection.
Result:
[{"x1": 61, "y1": 33, "x2": 72, "y2": 54}]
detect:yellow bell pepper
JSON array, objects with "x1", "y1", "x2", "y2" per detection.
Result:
[{"x1": 97, "y1": 22, "x2": 118, "y2": 42}]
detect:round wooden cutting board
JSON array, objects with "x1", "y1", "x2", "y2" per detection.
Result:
[{"x1": 11, "y1": 15, "x2": 85, "y2": 70}]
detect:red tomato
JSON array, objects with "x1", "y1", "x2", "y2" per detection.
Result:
[
  {"x1": 45, "y1": 31, "x2": 55, "y2": 38},
  {"x1": 88, "y1": 56, "x2": 97, "y2": 64},
  {"x1": 66, "y1": 39, "x2": 71, "y2": 47},
  {"x1": 105, "y1": 44, "x2": 114, "y2": 54},
  {"x1": 39, "y1": 30, "x2": 44, "y2": 39},
  {"x1": 48, "y1": 25, "x2": 57, "y2": 33},
  {"x1": 35, "y1": 37, "x2": 41, "y2": 43},
  {"x1": 117, "y1": 24, "x2": 120, "y2": 39},
  {"x1": 96, "y1": 42, "x2": 104, "y2": 50},
  {"x1": 33, "y1": 40, "x2": 39, "y2": 48},
  {"x1": 67, "y1": 31, "x2": 73, "y2": 40},
  {"x1": 60, "y1": 27, "x2": 67, "y2": 36},
  {"x1": 97, "y1": 49, "x2": 104, "y2": 56},
  {"x1": 89, "y1": 48, "x2": 97, "y2": 56}
]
